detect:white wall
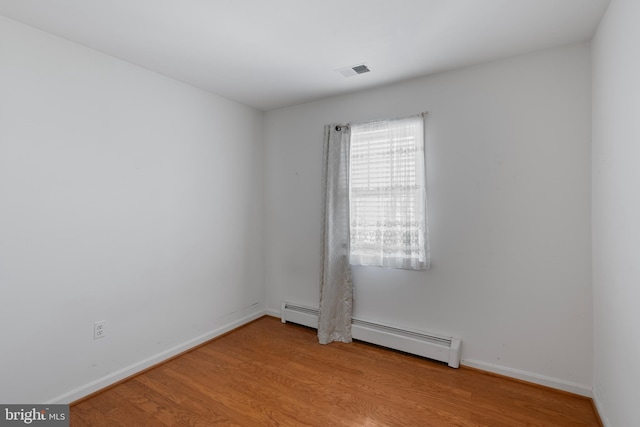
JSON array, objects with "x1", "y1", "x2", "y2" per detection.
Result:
[
  {"x1": 0, "y1": 16, "x2": 264, "y2": 403},
  {"x1": 592, "y1": 1, "x2": 640, "y2": 425},
  {"x1": 264, "y1": 43, "x2": 593, "y2": 394}
]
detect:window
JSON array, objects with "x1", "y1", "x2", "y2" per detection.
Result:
[{"x1": 348, "y1": 115, "x2": 429, "y2": 270}]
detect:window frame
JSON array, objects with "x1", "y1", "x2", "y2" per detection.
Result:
[{"x1": 347, "y1": 114, "x2": 429, "y2": 270}]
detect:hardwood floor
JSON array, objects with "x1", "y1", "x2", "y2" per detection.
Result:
[{"x1": 71, "y1": 316, "x2": 600, "y2": 426}]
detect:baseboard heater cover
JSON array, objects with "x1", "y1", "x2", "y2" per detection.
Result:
[{"x1": 280, "y1": 301, "x2": 461, "y2": 368}]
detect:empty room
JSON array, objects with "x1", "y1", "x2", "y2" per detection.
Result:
[{"x1": 0, "y1": 0, "x2": 638, "y2": 426}]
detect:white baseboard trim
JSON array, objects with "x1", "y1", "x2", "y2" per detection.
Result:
[
  {"x1": 47, "y1": 308, "x2": 266, "y2": 404},
  {"x1": 461, "y1": 359, "x2": 592, "y2": 397},
  {"x1": 591, "y1": 388, "x2": 610, "y2": 427},
  {"x1": 264, "y1": 307, "x2": 281, "y2": 318}
]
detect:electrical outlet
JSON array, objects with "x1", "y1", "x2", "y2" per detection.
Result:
[{"x1": 94, "y1": 320, "x2": 106, "y2": 340}]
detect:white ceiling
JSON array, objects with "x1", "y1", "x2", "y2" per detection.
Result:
[{"x1": 0, "y1": 0, "x2": 610, "y2": 111}]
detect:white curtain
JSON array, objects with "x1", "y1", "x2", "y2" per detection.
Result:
[
  {"x1": 349, "y1": 114, "x2": 429, "y2": 270},
  {"x1": 318, "y1": 124, "x2": 353, "y2": 344}
]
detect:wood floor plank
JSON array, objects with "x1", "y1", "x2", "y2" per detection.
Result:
[
  {"x1": 197, "y1": 328, "x2": 475, "y2": 425},
  {"x1": 70, "y1": 316, "x2": 600, "y2": 426}
]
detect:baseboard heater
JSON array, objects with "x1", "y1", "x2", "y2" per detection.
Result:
[{"x1": 280, "y1": 301, "x2": 461, "y2": 368}]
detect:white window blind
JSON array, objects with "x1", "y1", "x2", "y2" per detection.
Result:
[{"x1": 349, "y1": 114, "x2": 429, "y2": 270}]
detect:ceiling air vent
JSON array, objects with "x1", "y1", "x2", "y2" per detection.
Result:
[{"x1": 337, "y1": 64, "x2": 371, "y2": 77}]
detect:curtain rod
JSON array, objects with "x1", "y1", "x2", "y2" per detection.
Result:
[{"x1": 347, "y1": 111, "x2": 429, "y2": 127}]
